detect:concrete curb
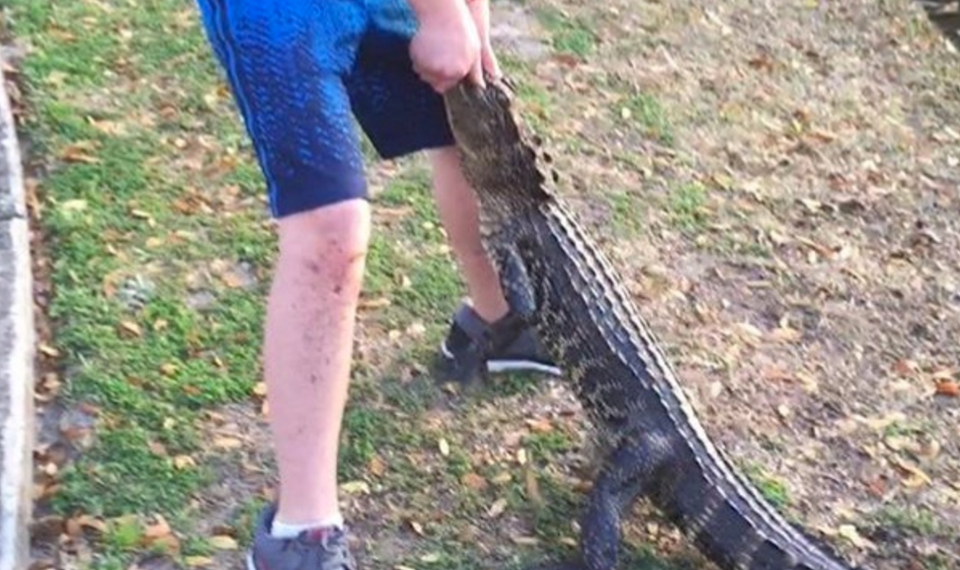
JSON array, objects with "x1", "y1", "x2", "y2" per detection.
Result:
[{"x1": 0, "y1": 61, "x2": 35, "y2": 570}]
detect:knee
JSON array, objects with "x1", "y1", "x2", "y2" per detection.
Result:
[{"x1": 275, "y1": 199, "x2": 371, "y2": 284}]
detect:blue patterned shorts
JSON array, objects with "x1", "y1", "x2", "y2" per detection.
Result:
[{"x1": 195, "y1": 0, "x2": 454, "y2": 217}]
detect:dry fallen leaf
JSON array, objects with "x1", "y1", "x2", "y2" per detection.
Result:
[
  {"x1": 143, "y1": 514, "x2": 172, "y2": 540},
  {"x1": 184, "y1": 556, "x2": 215, "y2": 568},
  {"x1": 213, "y1": 437, "x2": 243, "y2": 450},
  {"x1": 511, "y1": 535, "x2": 540, "y2": 546},
  {"x1": 890, "y1": 455, "x2": 932, "y2": 487},
  {"x1": 150, "y1": 534, "x2": 181, "y2": 555},
  {"x1": 222, "y1": 271, "x2": 247, "y2": 289},
  {"x1": 487, "y1": 498, "x2": 508, "y2": 518},
  {"x1": 60, "y1": 141, "x2": 101, "y2": 164},
  {"x1": 915, "y1": 438, "x2": 941, "y2": 461},
  {"x1": 60, "y1": 199, "x2": 88, "y2": 213},
  {"x1": 408, "y1": 520, "x2": 426, "y2": 537},
  {"x1": 173, "y1": 455, "x2": 196, "y2": 470},
  {"x1": 770, "y1": 326, "x2": 801, "y2": 342},
  {"x1": 736, "y1": 322, "x2": 763, "y2": 339},
  {"x1": 406, "y1": 322, "x2": 426, "y2": 337},
  {"x1": 461, "y1": 472, "x2": 488, "y2": 491},
  {"x1": 837, "y1": 524, "x2": 873, "y2": 549},
  {"x1": 38, "y1": 343, "x2": 60, "y2": 358},
  {"x1": 935, "y1": 381, "x2": 959, "y2": 397},
  {"x1": 64, "y1": 515, "x2": 107, "y2": 538},
  {"x1": 368, "y1": 456, "x2": 386, "y2": 477},
  {"x1": 209, "y1": 535, "x2": 238, "y2": 550},
  {"x1": 359, "y1": 297, "x2": 391, "y2": 309},
  {"x1": 513, "y1": 448, "x2": 529, "y2": 468},
  {"x1": 118, "y1": 320, "x2": 142, "y2": 338},
  {"x1": 524, "y1": 418, "x2": 553, "y2": 433},
  {"x1": 776, "y1": 404, "x2": 792, "y2": 419},
  {"x1": 491, "y1": 471, "x2": 512, "y2": 485},
  {"x1": 341, "y1": 481, "x2": 370, "y2": 495}
]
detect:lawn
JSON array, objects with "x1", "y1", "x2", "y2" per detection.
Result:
[{"x1": 6, "y1": 0, "x2": 960, "y2": 569}]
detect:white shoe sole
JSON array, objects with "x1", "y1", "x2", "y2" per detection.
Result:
[
  {"x1": 247, "y1": 551, "x2": 257, "y2": 570},
  {"x1": 440, "y1": 341, "x2": 562, "y2": 376}
]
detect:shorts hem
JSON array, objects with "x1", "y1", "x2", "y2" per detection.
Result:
[
  {"x1": 269, "y1": 172, "x2": 369, "y2": 219},
  {"x1": 368, "y1": 126, "x2": 456, "y2": 160}
]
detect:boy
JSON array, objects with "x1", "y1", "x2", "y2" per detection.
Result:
[{"x1": 192, "y1": 0, "x2": 561, "y2": 568}]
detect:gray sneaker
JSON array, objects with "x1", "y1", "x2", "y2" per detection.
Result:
[
  {"x1": 438, "y1": 303, "x2": 561, "y2": 384},
  {"x1": 247, "y1": 504, "x2": 356, "y2": 570}
]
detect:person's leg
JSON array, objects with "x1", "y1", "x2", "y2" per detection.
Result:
[
  {"x1": 264, "y1": 200, "x2": 369, "y2": 528},
  {"x1": 428, "y1": 146, "x2": 560, "y2": 379},
  {"x1": 348, "y1": 3, "x2": 560, "y2": 382},
  {"x1": 193, "y1": 0, "x2": 371, "y2": 567},
  {"x1": 426, "y1": 146, "x2": 508, "y2": 323}
]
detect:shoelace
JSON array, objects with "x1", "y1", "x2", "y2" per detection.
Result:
[{"x1": 285, "y1": 528, "x2": 354, "y2": 570}]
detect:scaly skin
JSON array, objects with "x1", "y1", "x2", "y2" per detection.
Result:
[{"x1": 441, "y1": 77, "x2": 863, "y2": 570}]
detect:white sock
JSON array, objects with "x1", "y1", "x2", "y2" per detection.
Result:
[{"x1": 271, "y1": 513, "x2": 344, "y2": 539}]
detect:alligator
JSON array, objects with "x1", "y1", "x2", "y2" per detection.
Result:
[
  {"x1": 916, "y1": 0, "x2": 960, "y2": 49},
  {"x1": 441, "y1": 76, "x2": 862, "y2": 570}
]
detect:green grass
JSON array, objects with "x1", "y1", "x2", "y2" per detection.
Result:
[
  {"x1": 621, "y1": 93, "x2": 675, "y2": 146},
  {"x1": 535, "y1": 7, "x2": 597, "y2": 58},
  {"x1": 739, "y1": 463, "x2": 791, "y2": 510},
  {"x1": 870, "y1": 506, "x2": 942, "y2": 536},
  {"x1": 608, "y1": 190, "x2": 646, "y2": 236},
  {"x1": 667, "y1": 182, "x2": 709, "y2": 234},
  {"x1": 512, "y1": 78, "x2": 558, "y2": 134}
]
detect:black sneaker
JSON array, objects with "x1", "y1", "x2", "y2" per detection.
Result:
[
  {"x1": 247, "y1": 504, "x2": 356, "y2": 570},
  {"x1": 438, "y1": 303, "x2": 561, "y2": 384}
]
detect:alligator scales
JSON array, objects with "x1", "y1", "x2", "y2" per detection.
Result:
[{"x1": 442, "y1": 78, "x2": 860, "y2": 570}]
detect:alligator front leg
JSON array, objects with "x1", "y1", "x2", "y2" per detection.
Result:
[
  {"x1": 480, "y1": 243, "x2": 539, "y2": 360},
  {"x1": 492, "y1": 243, "x2": 538, "y2": 327},
  {"x1": 534, "y1": 431, "x2": 675, "y2": 570}
]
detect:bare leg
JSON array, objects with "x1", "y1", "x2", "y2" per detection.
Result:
[
  {"x1": 427, "y1": 146, "x2": 509, "y2": 323},
  {"x1": 263, "y1": 199, "x2": 371, "y2": 525}
]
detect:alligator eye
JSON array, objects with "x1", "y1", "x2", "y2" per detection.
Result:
[{"x1": 551, "y1": 170, "x2": 560, "y2": 184}]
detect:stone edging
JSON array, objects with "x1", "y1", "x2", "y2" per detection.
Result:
[{"x1": 0, "y1": 60, "x2": 35, "y2": 570}]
